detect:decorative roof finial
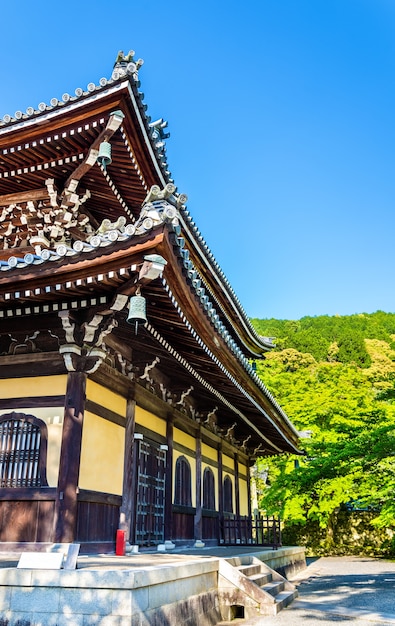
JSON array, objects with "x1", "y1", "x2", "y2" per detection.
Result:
[
  {"x1": 114, "y1": 50, "x2": 135, "y2": 67},
  {"x1": 112, "y1": 50, "x2": 144, "y2": 80}
]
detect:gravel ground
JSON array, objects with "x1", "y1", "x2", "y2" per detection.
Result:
[{"x1": 260, "y1": 556, "x2": 395, "y2": 625}]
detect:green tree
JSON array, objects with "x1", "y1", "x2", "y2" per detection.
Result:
[{"x1": 251, "y1": 312, "x2": 395, "y2": 553}]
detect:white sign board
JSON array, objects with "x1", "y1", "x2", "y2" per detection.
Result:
[{"x1": 17, "y1": 552, "x2": 64, "y2": 570}]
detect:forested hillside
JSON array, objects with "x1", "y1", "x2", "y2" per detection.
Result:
[{"x1": 251, "y1": 311, "x2": 395, "y2": 555}]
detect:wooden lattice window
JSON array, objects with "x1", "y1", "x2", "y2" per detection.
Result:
[
  {"x1": 174, "y1": 456, "x2": 192, "y2": 506},
  {"x1": 223, "y1": 475, "x2": 233, "y2": 514},
  {"x1": 0, "y1": 412, "x2": 48, "y2": 488},
  {"x1": 203, "y1": 467, "x2": 216, "y2": 510}
]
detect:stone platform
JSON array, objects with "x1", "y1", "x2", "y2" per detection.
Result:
[{"x1": 0, "y1": 545, "x2": 306, "y2": 625}]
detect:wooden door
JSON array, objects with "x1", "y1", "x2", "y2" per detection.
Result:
[{"x1": 134, "y1": 439, "x2": 166, "y2": 545}]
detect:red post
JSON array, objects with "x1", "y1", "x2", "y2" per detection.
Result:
[{"x1": 116, "y1": 529, "x2": 126, "y2": 556}]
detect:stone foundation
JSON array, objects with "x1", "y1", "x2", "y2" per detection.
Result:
[
  {"x1": 0, "y1": 559, "x2": 220, "y2": 626},
  {"x1": 0, "y1": 547, "x2": 306, "y2": 625}
]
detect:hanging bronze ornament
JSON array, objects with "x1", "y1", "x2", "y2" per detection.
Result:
[{"x1": 126, "y1": 287, "x2": 147, "y2": 335}]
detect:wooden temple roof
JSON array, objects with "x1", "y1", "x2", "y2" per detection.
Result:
[{"x1": 0, "y1": 52, "x2": 301, "y2": 457}]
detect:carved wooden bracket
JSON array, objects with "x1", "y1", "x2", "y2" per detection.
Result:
[
  {"x1": 58, "y1": 310, "x2": 117, "y2": 373},
  {"x1": 198, "y1": 406, "x2": 218, "y2": 433},
  {"x1": 62, "y1": 110, "x2": 125, "y2": 196}
]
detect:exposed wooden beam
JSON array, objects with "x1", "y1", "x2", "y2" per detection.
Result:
[
  {"x1": 0, "y1": 187, "x2": 50, "y2": 206},
  {"x1": 63, "y1": 110, "x2": 125, "y2": 195}
]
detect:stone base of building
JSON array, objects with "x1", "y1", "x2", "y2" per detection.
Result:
[{"x1": 0, "y1": 547, "x2": 306, "y2": 625}]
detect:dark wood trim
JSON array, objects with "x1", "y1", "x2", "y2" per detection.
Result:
[
  {"x1": 85, "y1": 399, "x2": 125, "y2": 427},
  {"x1": 247, "y1": 463, "x2": 252, "y2": 520},
  {"x1": 173, "y1": 414, "x2": 199, "y2": 439},
  {"x1": 54, "y1": 371, "x2": 86, "y2": 543},
  {"x1": 129, "y1": 436, "x2": 139, "y2": 544},
  {"x1": 221, "y1": 465, "x2": 236, "y2": 476},
  {"x1": 135, "y1": 383, "x2": 171, "y2": 421},
  {"x1": 172, "y1": 504, "x2": 196, "y2": 515},
  {"x1": 104, "y1": 335, "x2": 133, "y2": 364},
  {"x1": 194, "y1": 427, "x2": 202, "y2": 541},
  {"x1": 78, "y1": 541, "x2": 116, "y2": 555},
  {"x1": 0, "y1": 397, "x2": 65, "y2": 410},
  {"x1": 218, "y1": 444, "x2": 223, "y2": 519},
  {"x1": 164, "y1": 414, "x2": 173, "y2": 541},
  {"x1": 201, "y1": 430, "x2": 221, "y2": 449},
  {"x1": 201, "y1": 455, "x2": 218, "y2": 469},
  {"x1": 0, "y1": 353, "x2": 65, "y2": 378},
  {"x1": 0, "y1": 187, "x2": 50, "y2": 205},
  {"x1": 234, "y1": 453, "x2": 240, "y2": 518},
  {"x1": 91, "y1": 364, "x2": 133, "y2": 398},
  {"x1": 93, "y1": 367, "x2": 250, "y2": 466},
  {"x1": 77, "y1": 489, "x2": 122, "y2": 507},
  {"x1": 119, "y1": 398, "x2": 136, "y2": 542},
  {"x1": 174, "y1": 412, "x2": 249, "y2": 464},
  {"x1": 0, "y1": 487, "x2": 56, "y2": 501},
  {"x1": 202, "y1": 508, "x2": 219, "y2": 518},
  {"x1": 0, "y1": 353, "x2": 64, "y2": 367},
  {"x1": 135, "y1": 381, "x2": 249, "y2": 465}
]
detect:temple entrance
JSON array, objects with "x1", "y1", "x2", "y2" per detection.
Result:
[{"x1": 134, "y1": 438, "x2": 166, "y2": 546}]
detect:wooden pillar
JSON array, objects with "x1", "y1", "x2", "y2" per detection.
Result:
[
  {"x1": 234, "y1": 453, "x2": 240, "y2": 518},
  {"x1": 119, "y1": 398, "x2": 136, "y2": 542},
  {"x1": 217, "y1": 443, "x2": 223, "y2": 543},
  {"x1": 54, "y1": 371, "x2": 87, "y2": 543},
  {"x1": 247, "y1": 461, "x2": 252, "y2": 519},
  {"x1": 217, "y1": 443, "x2": 223, "y2": 517},
  {"x1": 164, "y1": 413, "x2": 174, "y2": 541},
  {"x1": 194, "y1": 427, "x2": 202, "y2": 542}
]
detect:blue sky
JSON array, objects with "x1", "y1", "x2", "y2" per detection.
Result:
[{"x1": 1, "y1": 0, "x2": 394, "y2": 320}]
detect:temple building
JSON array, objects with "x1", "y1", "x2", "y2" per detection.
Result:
[{"x1": 0, "y1": 52, "x2": 300, "y2": 552}]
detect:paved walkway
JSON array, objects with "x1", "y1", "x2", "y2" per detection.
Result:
[{"x1": 262, "y1": 556, "x2": 395, "y2": 625}]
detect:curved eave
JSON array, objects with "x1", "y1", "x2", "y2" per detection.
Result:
[
  {"x1": 0, "y1": 224, "x2": 300, "y2": 455},
  {"x1": 0, "y1": 81, "x2": 128, "y2": 144},
  {"x1": 177, "y1": 211, "x2": 273, "y2": 357},
  {"x1": 0, "y1": 230, "x2": 165, "y2": 293},
  {"x1": 0, "y1": 68, "x2": 269, "y2": 360},
  {"x1": 0, "y1": 65, "x2": 296, "y2": 451},
  {"x1": 0, "y1": 88, "x2": 171, "y2": 219},
  {"x1": 0, "y1": 66, "x2": 170, "y2": 184},
  {"x1": 154, "y1": 230, "x2": 301, "y2": 453},
  {"x1": 145, "y1": 316, "x2": 301, "y2": 456}
]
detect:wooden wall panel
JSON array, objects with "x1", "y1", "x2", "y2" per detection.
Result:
[
  {"x1": 172, "y1": 510, "x2": 194, "y2": 540},
  {"x1": 0, "y1": 499, "x2": 55, "y2": 542},
  {"x1": 35, "y1": 500, "x2": 56, "y2": 542},
  {"x1": 76, "y1": 498, "x2": 120, "y2": 543},
  {"x1": 202, "y1": 513, "x2": 219, "y2": 541}
]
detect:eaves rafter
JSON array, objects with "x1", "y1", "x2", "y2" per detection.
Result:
[{"x1": 158, "y1": 276, "x2": 300, "y2": 453}]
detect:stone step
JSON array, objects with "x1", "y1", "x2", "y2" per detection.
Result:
[
  {"x1": 262, "y1": 579, "x2": 285, "y2": 597},
  {"x1": 248, "y1": 571, "x2": 273, "y2": 587},
  {"x1": 272, "y1": 589, "x2": 299, "y2": 613},
  {"x1": 219, "y1": 556, "x2": 298, "y2": 619},
  {"x1": 237, "y1": 563, "x2": 263, "y2": 578}
]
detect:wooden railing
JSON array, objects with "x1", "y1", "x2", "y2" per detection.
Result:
[{"x1": 219, "y1": 514, "x2": 282, "y2": 549}]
